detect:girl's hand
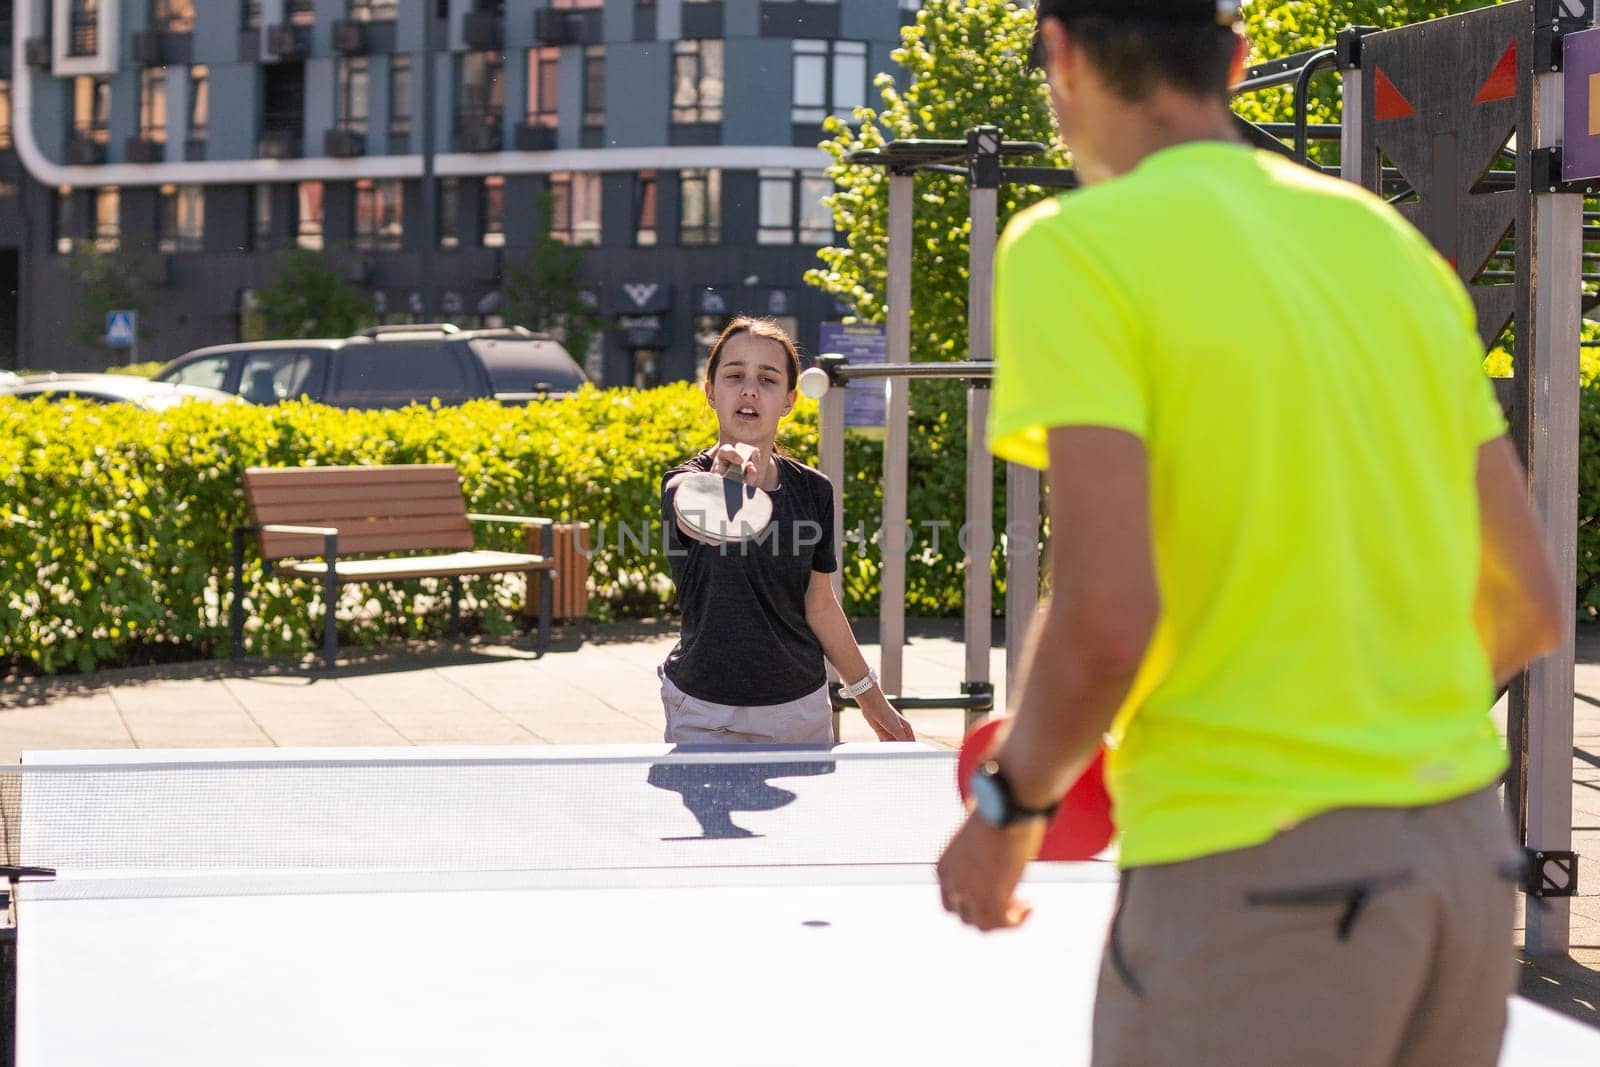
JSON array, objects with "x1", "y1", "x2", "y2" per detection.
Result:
[
  {"x1": 710, "y1": 443, "x2": 762, "y2": 485},
  {"x1": 858, "y1": 690, "x2": 915, "y2": 742}
]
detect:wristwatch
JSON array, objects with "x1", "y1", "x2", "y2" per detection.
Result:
[
  {"x1": 837, "y1": 668, "x2": 879, "y2": 700},
  {"x1": 969, "y1": 760, "x2": 1060, "y2": 829}
]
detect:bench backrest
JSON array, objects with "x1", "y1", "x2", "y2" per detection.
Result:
[{"x1": 244, "y1": 465, "x2": 474, "y2": 561}]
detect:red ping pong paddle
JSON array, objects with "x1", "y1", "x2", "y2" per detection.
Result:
[{"x1": 956, "y1": 717, "x2": 1113, "y2": 861}]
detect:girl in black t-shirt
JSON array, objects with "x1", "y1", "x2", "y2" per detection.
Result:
[{"x1": 658, "y1": 316, "x2": 914, "y2": 745}]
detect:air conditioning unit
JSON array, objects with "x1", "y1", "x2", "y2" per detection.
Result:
[
  {"x1": 24, "y1": 37, "x2": 51, "y2": 71},
  {"x1": 124, "y1": 136, "x2": 164, "y2": 163},
  {"x1": 332, "y1": 19, "x2": 367, "y2": 55},
  {"x1": 64, "y1": 137, "x2": 106, "y2": 165},
  {"x1": 515, "y1": 124, "x2": 558, "y2": 152},
  {"x1": 533, "y1": 9, "x2": 576, "y2": 45},
  {"x1": 462, "y1": 10, "x2": 503, "y2": 49},
  {"x1": 265, "y1": 23, "x2": 307, "y2": 60},
  {"x1": 456, "y1": 125, "x2": 502, "y2": 153},
  {"x1": 130, "y1": 31, "x2": 166, "y2": 66},
  {"x1": 324, "y1": 128, "x2": 365, "y2": 158}
]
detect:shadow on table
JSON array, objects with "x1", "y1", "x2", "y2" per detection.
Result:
[
  {"x1": 1517, "y1": 949, "x2": 1600, "y2": 1029},
  {"x1": 646, "y1": 747, "x2": 838, "y2": 840}
]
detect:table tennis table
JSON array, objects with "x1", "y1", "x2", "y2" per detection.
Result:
[{"x1": 2, "y1": 744, "x2": 1596, "y2": 1065}]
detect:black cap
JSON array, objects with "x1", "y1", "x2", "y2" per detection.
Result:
[{"x1": 1036, "y1": 0, "x2": 1241, "y2": 25}]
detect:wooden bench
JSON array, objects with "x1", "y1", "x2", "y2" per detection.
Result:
[{"x1": 231, "y1": 464, "x2": 557, "y2": 669}]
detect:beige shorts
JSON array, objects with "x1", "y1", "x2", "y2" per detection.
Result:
[
  {"x1": 1093, "y1": 785, "x2": 1520, "y2": 1066},
  {"x1": 658, "y1": 667, "x2": 834, "y2": 744}
]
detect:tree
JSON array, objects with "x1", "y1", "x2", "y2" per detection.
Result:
[
  {"x1": 67, "y1": 243, "x2": 158, "y2": 350},
  {"x1": 808, "y1": 0, "x2": 1061, "y2": 366},
  {"x1": 253, "y1": 248, "x2": 373, "y2": 339},
  {"x1": 503, "y1": 192, "x2": 603, "y2": 365}
]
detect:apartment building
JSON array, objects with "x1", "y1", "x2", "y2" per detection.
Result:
[{"x1": 0, "y1": 0, "x2": 916, "y2": 384}]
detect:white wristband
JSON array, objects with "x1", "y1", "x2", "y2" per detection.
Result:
[{"x1": 838, "y1": 669, "x2": 879, "y2": 700}]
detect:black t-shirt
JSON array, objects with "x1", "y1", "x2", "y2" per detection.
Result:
[{"x1": 661, "y1": 450, "x2": 838, "y2": 705}]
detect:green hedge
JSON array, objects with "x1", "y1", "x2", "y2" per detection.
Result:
[
  {"x1": 0, "y1": 386, "x2": 1013, "y2": 676},
  {"x1": 8, "y1": 360, "x2": 1597, "y2": 678}
]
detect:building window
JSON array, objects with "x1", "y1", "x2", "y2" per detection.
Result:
[
  {"x1": 482, "y1": 175, "x2": 506, "y2": 248},
  {"x1": 679, "y1": 168, "x2": 720, "y2": 246},
  {"x1": 157, "y1": 184, "x2": 204, "y2": 253},
  {"x1": 758, "y1": 169, "x2": 832, "y2": 245},
  {"x1": 54, "y1": 187, "x2": 76, "y2": 254},
  {"x1": 551, "y1": 0, "x2": 602, "y2": 7},
  {"x1": 252, "y1": 183, "x2": 274, "y2": 250},
  {"x1": 457, "y1": 50, "x2": 504, "y2": 134},
  {"x1": 349, "y1": 0, "x2": 398, "y2": 20},
  {"x1": 389, "y1": 56, "x2": 412, "y2": 141},
  {"x1": 354, "y1": 178, "x2": 402, "y2": 252},
  {"x1": 68, "y1": 0, "x2": 99, "y2": 57},
  {"x1": 140, "y1": 68, "x2": 168, "y2": 143},
  {"x1": 439, "y1": 177, "x2": 460, "y2": 249},
  {"x1": 672, "y1": 40, "x2": 723, "y2": 125},
  {"x1": 338, "y1": 57, "x2": 370, "y2": 134},
  {"x1": 0, "y1": 80, "x2": 12, "y2": 150},
  {"x1": 792, "y1": 40, "x2": 866, "y2": 124},
  {"x1": 188, "y1": 65, "x2": 209, "y2": 151},
  {"x1": 94, "y1": 187, "x2": 120, "y2": 252},
  {"x1": 286, "y1": 0, "x2": 315, "y2": 26},
  {"x1": 634, "y1": 170, "x2": 657, "y2": 247},
  {"x1": 527, "y1": 47, "x2": 559, "y2": 128},
  {"x1": 582, "y1": 45, "x2": 605, "y2": 128},
  {"x1": 296, "y1": 181, "x2": 324, "y2": 250},
  {"x1": 241, "y1": 0, "x2": 261, "y2": 30},
  {"x1": 548, "y1": 172, "x2": 599, "y2": 246},
  {"x1": 153, "y1": 0, "x2": 195, "y2": 34},
  {"x1": 73, "y1": 76, "x2": 111, "y2": 144}
]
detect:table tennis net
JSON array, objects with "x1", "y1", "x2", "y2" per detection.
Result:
[{"x1": 0, "y1": 749, "x2": 962, "y2": 887}]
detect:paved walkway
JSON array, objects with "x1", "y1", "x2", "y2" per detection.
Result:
[{"x1": 0, "y1": 618, "x2": 1595, "y2": 1029}]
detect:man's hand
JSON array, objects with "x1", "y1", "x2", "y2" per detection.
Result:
[
  {"x1": 937, "y1": 811, "x2": 1045, "y2": 931},
  {"x1": 857, "y1": 690, "x2": 914, "y2": 741}
]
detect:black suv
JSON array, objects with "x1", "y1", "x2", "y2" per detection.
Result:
[{"x1": 153, "y1": 325, "x2": 589, "y2": 409}]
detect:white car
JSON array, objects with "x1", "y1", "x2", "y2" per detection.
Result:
[{"x1": 0, "y1": 373, "x2": 242, "y2": 411}]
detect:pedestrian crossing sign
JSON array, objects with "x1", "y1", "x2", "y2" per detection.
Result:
[{"x1": 106, "y1": 310, "x2": 137, "y2": 348}]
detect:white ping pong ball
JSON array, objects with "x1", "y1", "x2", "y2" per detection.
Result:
[{"x1": 798, "y1": 367, "x2": 831, "y2": 400}]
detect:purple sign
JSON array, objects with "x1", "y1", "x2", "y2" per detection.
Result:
[
  {"x1": 1563, "y1": 25, "x2": 1600, "y2": 182},
  {"x1": 818, "y1": 322, "x2": 887, "y2": 430}
]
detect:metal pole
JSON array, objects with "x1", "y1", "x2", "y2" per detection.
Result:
[
  {"x1": 1523, "y1": 49, "x2": 1581, "y2": 958},
  {"x1": 419, "y1": 2, "x2": 438, "y2": 321},
  {"x1": 965, "y1": 127, "x2": 1000, "y2": 730},
  {"x1": 819, "y1": 362, "x2": 846, "y2": 605},
  {"x1": 1337, "y1": 29, "x2": 1365, "y2": 186},
  {"x1": 880, "y1": 171, "x2": 913, "y2": 698}
]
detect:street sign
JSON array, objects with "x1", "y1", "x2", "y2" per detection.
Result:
[
  {"x1": 819, "y1": 322, "x2": 888, "y2": 432},
  {"x1": 106, "y1": 310, "x2": 137, "y2": 348}
]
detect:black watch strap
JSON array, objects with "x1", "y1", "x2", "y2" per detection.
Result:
[{"x1": 974, "y1": 759, "x2": 1060, "y2": 827}]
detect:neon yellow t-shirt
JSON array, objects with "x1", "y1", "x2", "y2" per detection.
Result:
[{"x1": 990, "y1": 142, "x2": 1508, "y2": 868}]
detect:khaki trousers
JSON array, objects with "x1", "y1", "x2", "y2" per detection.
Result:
[
  {"x1": 1093, "y1": 785, "x2": 1521, "y2": 1066},
  {"x1": 658, "y1": 666, "x2": 835, "y2": 744}
]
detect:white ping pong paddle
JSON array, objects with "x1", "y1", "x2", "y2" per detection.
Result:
[{"x1": 672, "y1": 444, "x2": 774, "y2": 544}]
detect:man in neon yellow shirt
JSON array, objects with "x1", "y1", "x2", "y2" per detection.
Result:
[{"x1": 935, "y1": 1, "x2": 1565, "y2": 1062}]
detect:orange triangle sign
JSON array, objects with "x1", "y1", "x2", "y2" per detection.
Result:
[
  {"x1": 1374, "y1": 68, "x2": 1416, "y2": 121},
  {"x1": 1473, "y1": 42, "x2": 1517, "y2": 104}
]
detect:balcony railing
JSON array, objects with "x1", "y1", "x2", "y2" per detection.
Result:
[{"x1": 68, "y1": 12, "x2": 98, "y2": 57}]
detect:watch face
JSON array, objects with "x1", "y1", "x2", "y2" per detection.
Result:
[{"x1": 971, "y1": 763, "x2": 1010, "y2": 826}]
